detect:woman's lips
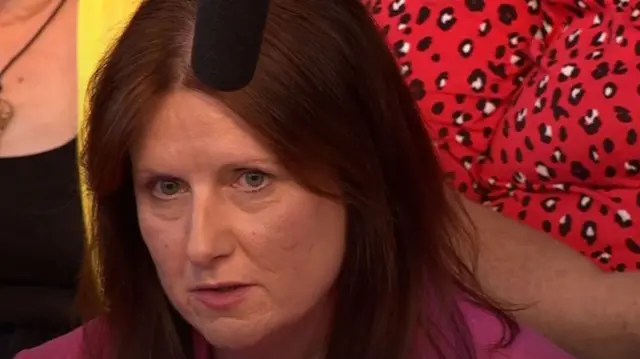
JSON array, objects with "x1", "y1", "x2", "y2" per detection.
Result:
[{"x1": 190, "y1": 284, "x2": 253, "y2": 310}]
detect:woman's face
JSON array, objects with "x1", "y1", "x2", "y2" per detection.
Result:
[{"x1": 131, "y1": 90, "x2": 346, "y2": 351}]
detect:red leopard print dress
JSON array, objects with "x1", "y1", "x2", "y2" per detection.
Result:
[{"x1": 365, "y1": 0, "x2": 640, "y2": 272}]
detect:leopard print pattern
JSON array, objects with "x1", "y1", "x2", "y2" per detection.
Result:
[{"x1": 365, "y1": 0, "x2": 640, "y2": 271}]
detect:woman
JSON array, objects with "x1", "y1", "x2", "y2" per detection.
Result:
[
  {"x1": 366, "y1": 1, "x2": 640, "y2": 357},
  {"x1": 0, "y1": 0, "x2": 136, "y2": 357},
  {"x1": 1, "y1": 0, "x2": 632, "y2": 357},
  {"x1": 14, "y1": 0, "x2": 573, "y2": 358}
]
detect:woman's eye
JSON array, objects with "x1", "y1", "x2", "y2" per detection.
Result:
[
  {"x1": 151, "y1": 179, "x2": 185, "y2": 199},
  {"x1": 234, "y1": 170, "x2": 271, "y2": 191}
]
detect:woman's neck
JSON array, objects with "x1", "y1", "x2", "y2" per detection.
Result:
[{"x1": 0, "y1": 0, "x2": 55, "y2": 26}]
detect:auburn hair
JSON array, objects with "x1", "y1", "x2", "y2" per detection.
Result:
[{"x1": 77, "y1": 0, "x2": 518, "y2": 358}]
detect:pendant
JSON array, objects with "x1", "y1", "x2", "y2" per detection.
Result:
[{"x1": 0, "y1": 97, "x2": 13, "y2": 132}]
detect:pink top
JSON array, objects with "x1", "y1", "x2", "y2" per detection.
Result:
[{"x1": 15, "y1": 301, "x2": 573, "y2": 359}]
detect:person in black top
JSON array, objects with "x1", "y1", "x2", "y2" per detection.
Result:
[{"x1": 0, "y1": 0, "x2": 83, "y2": 357}]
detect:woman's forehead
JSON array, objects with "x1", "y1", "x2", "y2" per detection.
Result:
[{"x1": 131, "y1": 90, "x2": 275, "y2": 168}]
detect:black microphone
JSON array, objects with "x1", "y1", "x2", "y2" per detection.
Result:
[{"x1": 192, "y1": 0, "x2": 271, "y2": 92}]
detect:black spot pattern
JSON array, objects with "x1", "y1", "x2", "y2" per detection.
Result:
[{"x1": 371, "y1": 0, "x2": 640, "y2": 272}]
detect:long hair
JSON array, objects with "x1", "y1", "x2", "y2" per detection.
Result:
[{"x1": 77, "y1": 0, "x2": 518, "y2": 358}]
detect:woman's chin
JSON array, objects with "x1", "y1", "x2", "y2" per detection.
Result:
[{"x1": 196, "y1": 318, "x2": 270, "y2": 350}]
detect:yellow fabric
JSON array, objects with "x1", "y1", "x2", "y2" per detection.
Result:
[{"x1": 77, "y1": 0, "x2": 141, "y2": 239}]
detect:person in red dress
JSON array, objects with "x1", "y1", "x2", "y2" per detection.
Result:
[
  {"x1": 369, "y1": 0, "x2": 639, "y2": 271},
  {"x1": 366, "y1": 0, "x2": 640, "y2": 358}
]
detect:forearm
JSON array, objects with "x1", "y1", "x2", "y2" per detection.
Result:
[{"x1": 454, "y1": 192, "x2": 640, "y2": 359}]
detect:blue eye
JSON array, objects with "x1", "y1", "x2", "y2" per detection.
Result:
[
  {"x1": 235, "y1": 170, "x2": 271, "y2": 191},
  {"x1": 151, "y1": 178, "x2": 185, "y2": 198}
]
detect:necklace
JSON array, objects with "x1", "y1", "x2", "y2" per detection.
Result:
[{"x1": 0, "y1": 0, "x2": 68, "y2": 134}]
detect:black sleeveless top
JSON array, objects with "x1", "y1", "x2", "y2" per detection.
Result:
[{"x1": 0, "y1": 138, "x2": 84, "y2": 355}]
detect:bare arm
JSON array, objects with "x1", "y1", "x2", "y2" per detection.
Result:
[{"x1": 455, "y1": 193, "x2": 640, "y2": 359}]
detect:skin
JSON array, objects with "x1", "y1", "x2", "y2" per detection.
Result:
[
  {"x1": 131, "y1": 89, "x2": 345, "y2": 359},
  {"x1": 0, "y1": 0, "x2": 77, "y2": 157},
  {"x1": 0, "y1": 0, "x2": 79, "y2": 331},
  {"x1": 459, "y1": 196, "x2": 640, "y2": 359},
  {"x1": 3, "y1": 2, "x2": 638, "y2": 358}
]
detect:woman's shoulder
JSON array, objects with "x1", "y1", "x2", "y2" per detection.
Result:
[
  {"x1": 13, "y1": 320, "x2": 106, "y2": 359},
  {"x1": 14, "y1": 327, "x2": 85, "y2": 359},
  {"x1": 459, "y1": 300, "x2": 575, "y2": 359}
]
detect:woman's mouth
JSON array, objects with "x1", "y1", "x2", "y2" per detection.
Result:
[{"x1": 191, "y1": 283, "x2": 253, "y2": 310}]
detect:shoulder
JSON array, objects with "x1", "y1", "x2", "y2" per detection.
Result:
[
  {"x1": 14, "y1": 327, "x2": 85, "y2": 359},
  {"x1": 13, "y1": 320, "x2": 106, "y2": 359},
  {"x1": 459, "y1": 300, "x2": 575, "y2": 359}
]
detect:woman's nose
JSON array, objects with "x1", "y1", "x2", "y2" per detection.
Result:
[{"x1": 186, "y1": 192, "x2": 237, "y2": 267}]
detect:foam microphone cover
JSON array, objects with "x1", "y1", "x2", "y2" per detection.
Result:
[{"x1": 192, "y1": 0, "x2": 271, "y2": 92}]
